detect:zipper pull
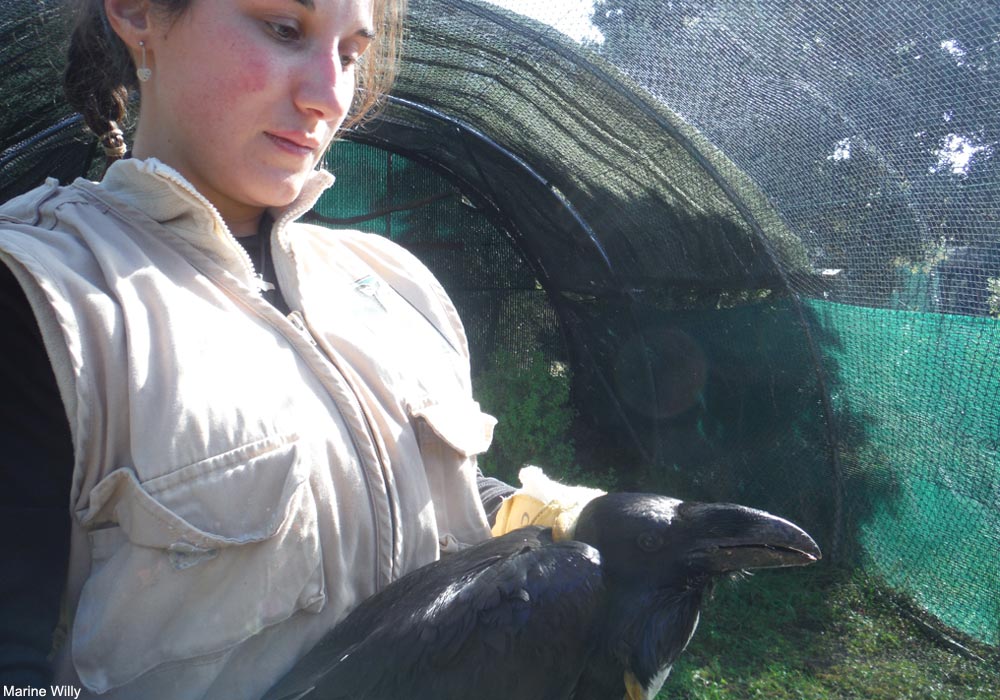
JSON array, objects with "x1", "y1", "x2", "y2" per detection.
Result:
[{"x1": 255, "y1": 275, "x2": 275, "y2": 293}]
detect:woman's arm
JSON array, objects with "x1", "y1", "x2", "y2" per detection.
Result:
[
  {"x1": 0, "y1": 264, "x2": 73, "y2": 687},
  {"x1": 475, "y1": 469, "x2": 515, "y2": 528}
]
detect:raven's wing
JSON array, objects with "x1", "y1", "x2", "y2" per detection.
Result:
[{"x1": 263, "y1": 526, "x2": 606, "y2": 700}]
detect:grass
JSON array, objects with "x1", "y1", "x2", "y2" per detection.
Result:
[{"x1": 660, "y1": 564, "x2": 1000, "y2": 699}]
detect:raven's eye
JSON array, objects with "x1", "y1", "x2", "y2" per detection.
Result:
[{"x1": 636, "y1": 531, "x2": 663, "y2": 552}]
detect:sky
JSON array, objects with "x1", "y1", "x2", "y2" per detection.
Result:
[{"x1": 484, "y1": 0, "x2": 605, "y2": 44}]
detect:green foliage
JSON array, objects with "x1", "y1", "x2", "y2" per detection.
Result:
[
  {"x1": 474, "y1": 349, "x2": 577, "y2": 487},
  {"x1": 987, "y1": 278, "x2": 1000, "y2": 318}
]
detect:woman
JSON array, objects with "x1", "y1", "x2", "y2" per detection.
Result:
[{"x1": 0, "y1": 0, "x2": 601, "y2": 696}]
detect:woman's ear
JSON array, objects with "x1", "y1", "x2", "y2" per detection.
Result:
[{"x1": 103, "y1": 0, "x2": 152, "y2": 46}]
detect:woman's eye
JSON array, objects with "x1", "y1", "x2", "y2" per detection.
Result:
[{"x1": 266, "y1": 21, "x2": 301, "y2": 42}]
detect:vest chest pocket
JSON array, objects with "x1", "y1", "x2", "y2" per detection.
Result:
[
  {"x1": 409, "y1": 400, "x2": 497, "y2": 459},
  {"x1": 73, "y1": 434, "x2": 326, "y2": 694}
]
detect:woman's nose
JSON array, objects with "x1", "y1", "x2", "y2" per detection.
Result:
[{"x1": 294, "y1": 47, "x2": 354, "y2": 122}]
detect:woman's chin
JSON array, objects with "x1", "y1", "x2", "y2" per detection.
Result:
[{"x1": 253, "y1": 172, "x2": 311, "y2": 210}]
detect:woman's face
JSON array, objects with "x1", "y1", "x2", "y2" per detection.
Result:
[{"x1": 129, "y1": 0, "x2": 375, "y2": 233}]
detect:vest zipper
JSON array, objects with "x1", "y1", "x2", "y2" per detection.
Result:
[
  {"x1": 285, "y1": 311, "x2": 316, "y2": 346},
  {"x1": 288, "y1": 308, "x2": 398, "y2": 590},
  {"x1": 152, "y1": 168, "x2": 268, "y2": 293},
  {"x1": 155, "y1": 163, "x2": 396, "y2": 588}
]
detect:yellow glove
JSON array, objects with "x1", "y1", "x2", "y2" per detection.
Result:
[{"x1": 491, "y1": 466, "x2": 606, "y2": 541}]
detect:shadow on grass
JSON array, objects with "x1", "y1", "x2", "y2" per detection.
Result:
[{"x1": 663, "y1": 563, "x2": 1000, "y2": 700}]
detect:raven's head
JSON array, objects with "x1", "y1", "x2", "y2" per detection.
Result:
[
  {"x1": 572, "y1": 493, "x2": 821, "y2": 700},
  {"x1": 574, "y1": 492, "x2": 821, "y2": 586}
]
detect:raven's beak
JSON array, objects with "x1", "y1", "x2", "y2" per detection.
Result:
[{"x1": 685, "y1": 502, "x2": 822, "y2": 573}]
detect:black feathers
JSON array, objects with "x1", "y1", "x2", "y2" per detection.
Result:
[
  {"x1": 263, "y1": 494, "x2": 820, "y2": 700},
  {"x1": 265, "y1": 528, "x2": 605, "y2": 700}
]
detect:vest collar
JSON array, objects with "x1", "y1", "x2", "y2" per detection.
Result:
[{"x1": 95, "y1": 157, "x2": 335, "y2": 289}]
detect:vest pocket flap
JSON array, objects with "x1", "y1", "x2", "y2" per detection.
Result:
[
  {"x1": 410, "y1": 401, "x2": 497, "y2": 457},
  {"x1": 82, "y1": 434, "x2": 306, "y2": 548},
  {"x1": 73, "y1": 434, "x2": 326, "y2": 693}
]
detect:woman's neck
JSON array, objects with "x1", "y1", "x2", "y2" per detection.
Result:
[{"x1": 226, "y1": 210, "x2": 266, "y2": 238}]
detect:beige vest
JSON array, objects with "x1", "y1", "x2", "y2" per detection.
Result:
[{"x1": 0, "y1": 158, "x2": 495, "y2": 698}]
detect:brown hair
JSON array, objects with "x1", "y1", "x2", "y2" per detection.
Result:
[
  {"x1": 63, "y1": 0, "x2": 407, "y2": 169},
  {"x1": 359, "y1": 0, "x2": 406, "y2": 126}
]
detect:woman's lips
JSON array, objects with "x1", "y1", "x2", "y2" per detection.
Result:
[{"x1": 265, "y1": 131, "x2": 320, "y2": 157}]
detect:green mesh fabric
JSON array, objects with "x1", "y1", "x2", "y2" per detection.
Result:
[
  {"x1": 2, "y1": 0, "x2": 998, "y2": 649},
  {"x1": 810, "y1": 299, "x2": 1000, "y2": 644}
]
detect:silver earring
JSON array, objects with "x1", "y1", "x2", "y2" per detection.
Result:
[{"x1": 136, "y1": 41, "x2": 152, "y2": 82}]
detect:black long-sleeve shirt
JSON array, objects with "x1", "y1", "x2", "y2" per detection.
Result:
[
  {"x1": 0, "y1": 225, "x2": 513, "y2": 686},
  {"x1": 0, "y1": 262, "x2": 73, "y2": 687}
]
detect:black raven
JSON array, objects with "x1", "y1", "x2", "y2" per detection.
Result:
[{"x1": 263, "y1": 493, "x2": 821, "y2": 700}]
